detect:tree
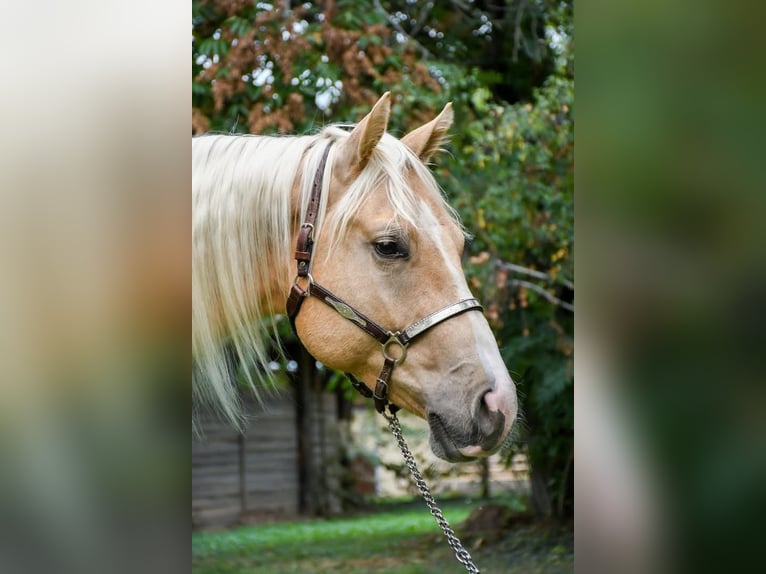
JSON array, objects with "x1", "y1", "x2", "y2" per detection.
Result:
[
  {"x1": 370, "y1": 0, "x2": 572, "y2": 103},
  {"x1": 193, "y1": 0, "x2": 445, "y2": 135}
]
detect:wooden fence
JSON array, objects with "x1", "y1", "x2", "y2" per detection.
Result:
[
  {"x1": 192, "y1": 381, "x2": 342, "y2": 528},
  {"x1": 193, "y1": 372, "x2": 530, "y2": 529}
]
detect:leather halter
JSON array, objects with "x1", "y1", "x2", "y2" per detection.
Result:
[{"x1": 286, "y1": 141, "x2": 483, "y2": 413}]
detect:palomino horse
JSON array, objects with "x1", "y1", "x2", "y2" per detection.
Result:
[{"x1": 193, "y1": 93, "x2": 517, "y2": 462}]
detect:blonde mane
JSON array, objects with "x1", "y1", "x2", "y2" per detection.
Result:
[{"x1": 192, "y1": 125, "x2": 460, "y2": 427}]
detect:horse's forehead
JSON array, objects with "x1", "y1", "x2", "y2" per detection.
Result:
[
  {"x1": 360, "y1": 191, "x2": 451, "y2": 235},
  {"x1": 359, "y1": 169, "x2": 450, "y2": 225}
]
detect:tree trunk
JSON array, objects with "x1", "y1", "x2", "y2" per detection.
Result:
[
  {"x1": 295, "y1": 346, "x2": 316, "y2": 514},
  {"x1": 530, "y1": 465, "x2": 553, "y2": 518},
  {"x1": 480, "y1": 457, "x2": 491, "y2": 499}
]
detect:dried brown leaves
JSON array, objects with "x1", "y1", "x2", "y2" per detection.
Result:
[{"x1": 193, "y1": 1, "x2": 441, "y2": 134}]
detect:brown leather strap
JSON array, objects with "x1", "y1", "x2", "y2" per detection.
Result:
[
  {"x1": 294, "y1": 226, "x2": 313, "y2": 272},
  {"x1": 373, "y1": 357, "x2": 397, "y2": 413},
  {"x1": 309, "y1": 282, "x2": 391, "y2": 344},
  {"x1": 305, "y1": 142, "x2": 332, "y2": 225},
  {"x1": 295, "y1": 142, "x2": 334, "y2": 277},
  {"x1": 346, "y1": 372, "x2": 373, "y2": 399},
  {"x1": 286, "y1": 283, "x2": 307, "y2": 332}
]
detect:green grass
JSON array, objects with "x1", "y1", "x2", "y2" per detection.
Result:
[
  {"x1": 193, "y1": 504, "x2": 471, "y2": 573},
  {"x1": 192, "y1": 499, "x2": 573, "y2": 573}
]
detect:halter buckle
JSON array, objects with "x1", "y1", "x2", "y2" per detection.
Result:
[
  {"x1": 292, "y1": 272, "x2": 314, "y2": 295},
  {"x1": 373, "y1": 379, "x2": 388, "y2": 401},
  {"x1": 381, "y1": 333, "x2": 408, "y2": 365}
]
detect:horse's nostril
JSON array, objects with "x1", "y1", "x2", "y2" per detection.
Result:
[
  {"x1": 481, "y1": 387, "x2": 506, "y2": 414},
  {"x1": 474, "y1": 387, "x2": 491, "y2": 413},
  {"x1": 478, "y1": 387, "x2": 504, "y2": 419},
  {"x1": 472, "y1": 388, "x2": 506, "y2": 448}
]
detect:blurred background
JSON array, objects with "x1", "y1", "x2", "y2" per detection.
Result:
[{"x1": 0, "y1": 0, "x2": 763, "y2": 573}]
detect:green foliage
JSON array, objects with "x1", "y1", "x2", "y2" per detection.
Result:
[
  {"x1": 443, "y1": 75, "x2": 574, "y2": 516},
  {"x1": 451, "y1": 77, "x2": 574, "y2": 279},
  {"x1": 373, "y1": 0, "x2": 572, "y2": 102}
]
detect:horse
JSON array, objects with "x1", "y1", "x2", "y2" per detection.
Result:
[{"x1": 192, "y1": 92, "x2": 517, "y2": 462}]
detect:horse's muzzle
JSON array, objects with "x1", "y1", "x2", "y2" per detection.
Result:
[{"x1": 427, "y1": 388, "x2": 513, "y2": 462}]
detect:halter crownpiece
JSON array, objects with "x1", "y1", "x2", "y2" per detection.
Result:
[{"x1": 286, "y1": 140, "x2": 483, "y2": 413}]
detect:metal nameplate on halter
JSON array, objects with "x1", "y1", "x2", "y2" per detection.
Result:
[{"x1": 327, "y1": 298, "x2": 367, "y2": 327}]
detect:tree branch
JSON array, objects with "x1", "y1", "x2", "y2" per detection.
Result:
[
  {"x1": 410, "y1": 1, "x2": 434, "y2": 38},
  {"x1": 512, "y1": 0, "x2": 526, "y2": 63},
  {"x1": 557, "y1": 444, "x2": 573, "y2": 518},
  {"x1": 512, "y1": 279, "x2": 575, "y2": 313},
  {"x1": 496, "y1": 261, "x2": 574, "y2": 291},
  {"x1": 373, "y1": 0, "x2": 434, "y2": 59}
]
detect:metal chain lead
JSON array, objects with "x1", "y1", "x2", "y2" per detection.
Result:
[{"x1": 385, "y1": 411, "x2": 481, "y2": 574}]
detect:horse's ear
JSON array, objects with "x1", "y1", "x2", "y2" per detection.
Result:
[
  {"x1": 339, "y1": 92, "x2": 391, "y2": 173},
  {"x1": 401, "y1": 102, "x2": 453, "y2": 162}
]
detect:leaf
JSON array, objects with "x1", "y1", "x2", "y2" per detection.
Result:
[{"x1": 470, "y1": 87, "x2": 491, "y2": 112}]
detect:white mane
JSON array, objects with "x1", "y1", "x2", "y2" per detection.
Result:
[{"x1": 192, "y1": 125, "x2": 460, "y2": 427}]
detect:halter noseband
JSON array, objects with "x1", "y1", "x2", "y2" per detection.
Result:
[{"x1": 286, "y1": 141, "x2": 483, "y2": 413}]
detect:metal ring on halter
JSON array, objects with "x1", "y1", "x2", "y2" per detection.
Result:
[
  {"x1": 292, "y1": 272, "x2": 314, "y2": 295},
  {"x1": 381, "y1": 333, "x2": 408, "y2": 365}
]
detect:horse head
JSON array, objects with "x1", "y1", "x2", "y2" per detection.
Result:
[{"x1": 292, "y1": 93, "x2": 518, "y2": 462}]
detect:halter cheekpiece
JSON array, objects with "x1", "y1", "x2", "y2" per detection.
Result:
[{"x1": 286, "y1": 140, "x2": 484, "y2": 413}]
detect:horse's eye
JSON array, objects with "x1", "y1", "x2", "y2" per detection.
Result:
[{"x1": 374, "y1": 239, "x2": 409, "y2": 259}]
